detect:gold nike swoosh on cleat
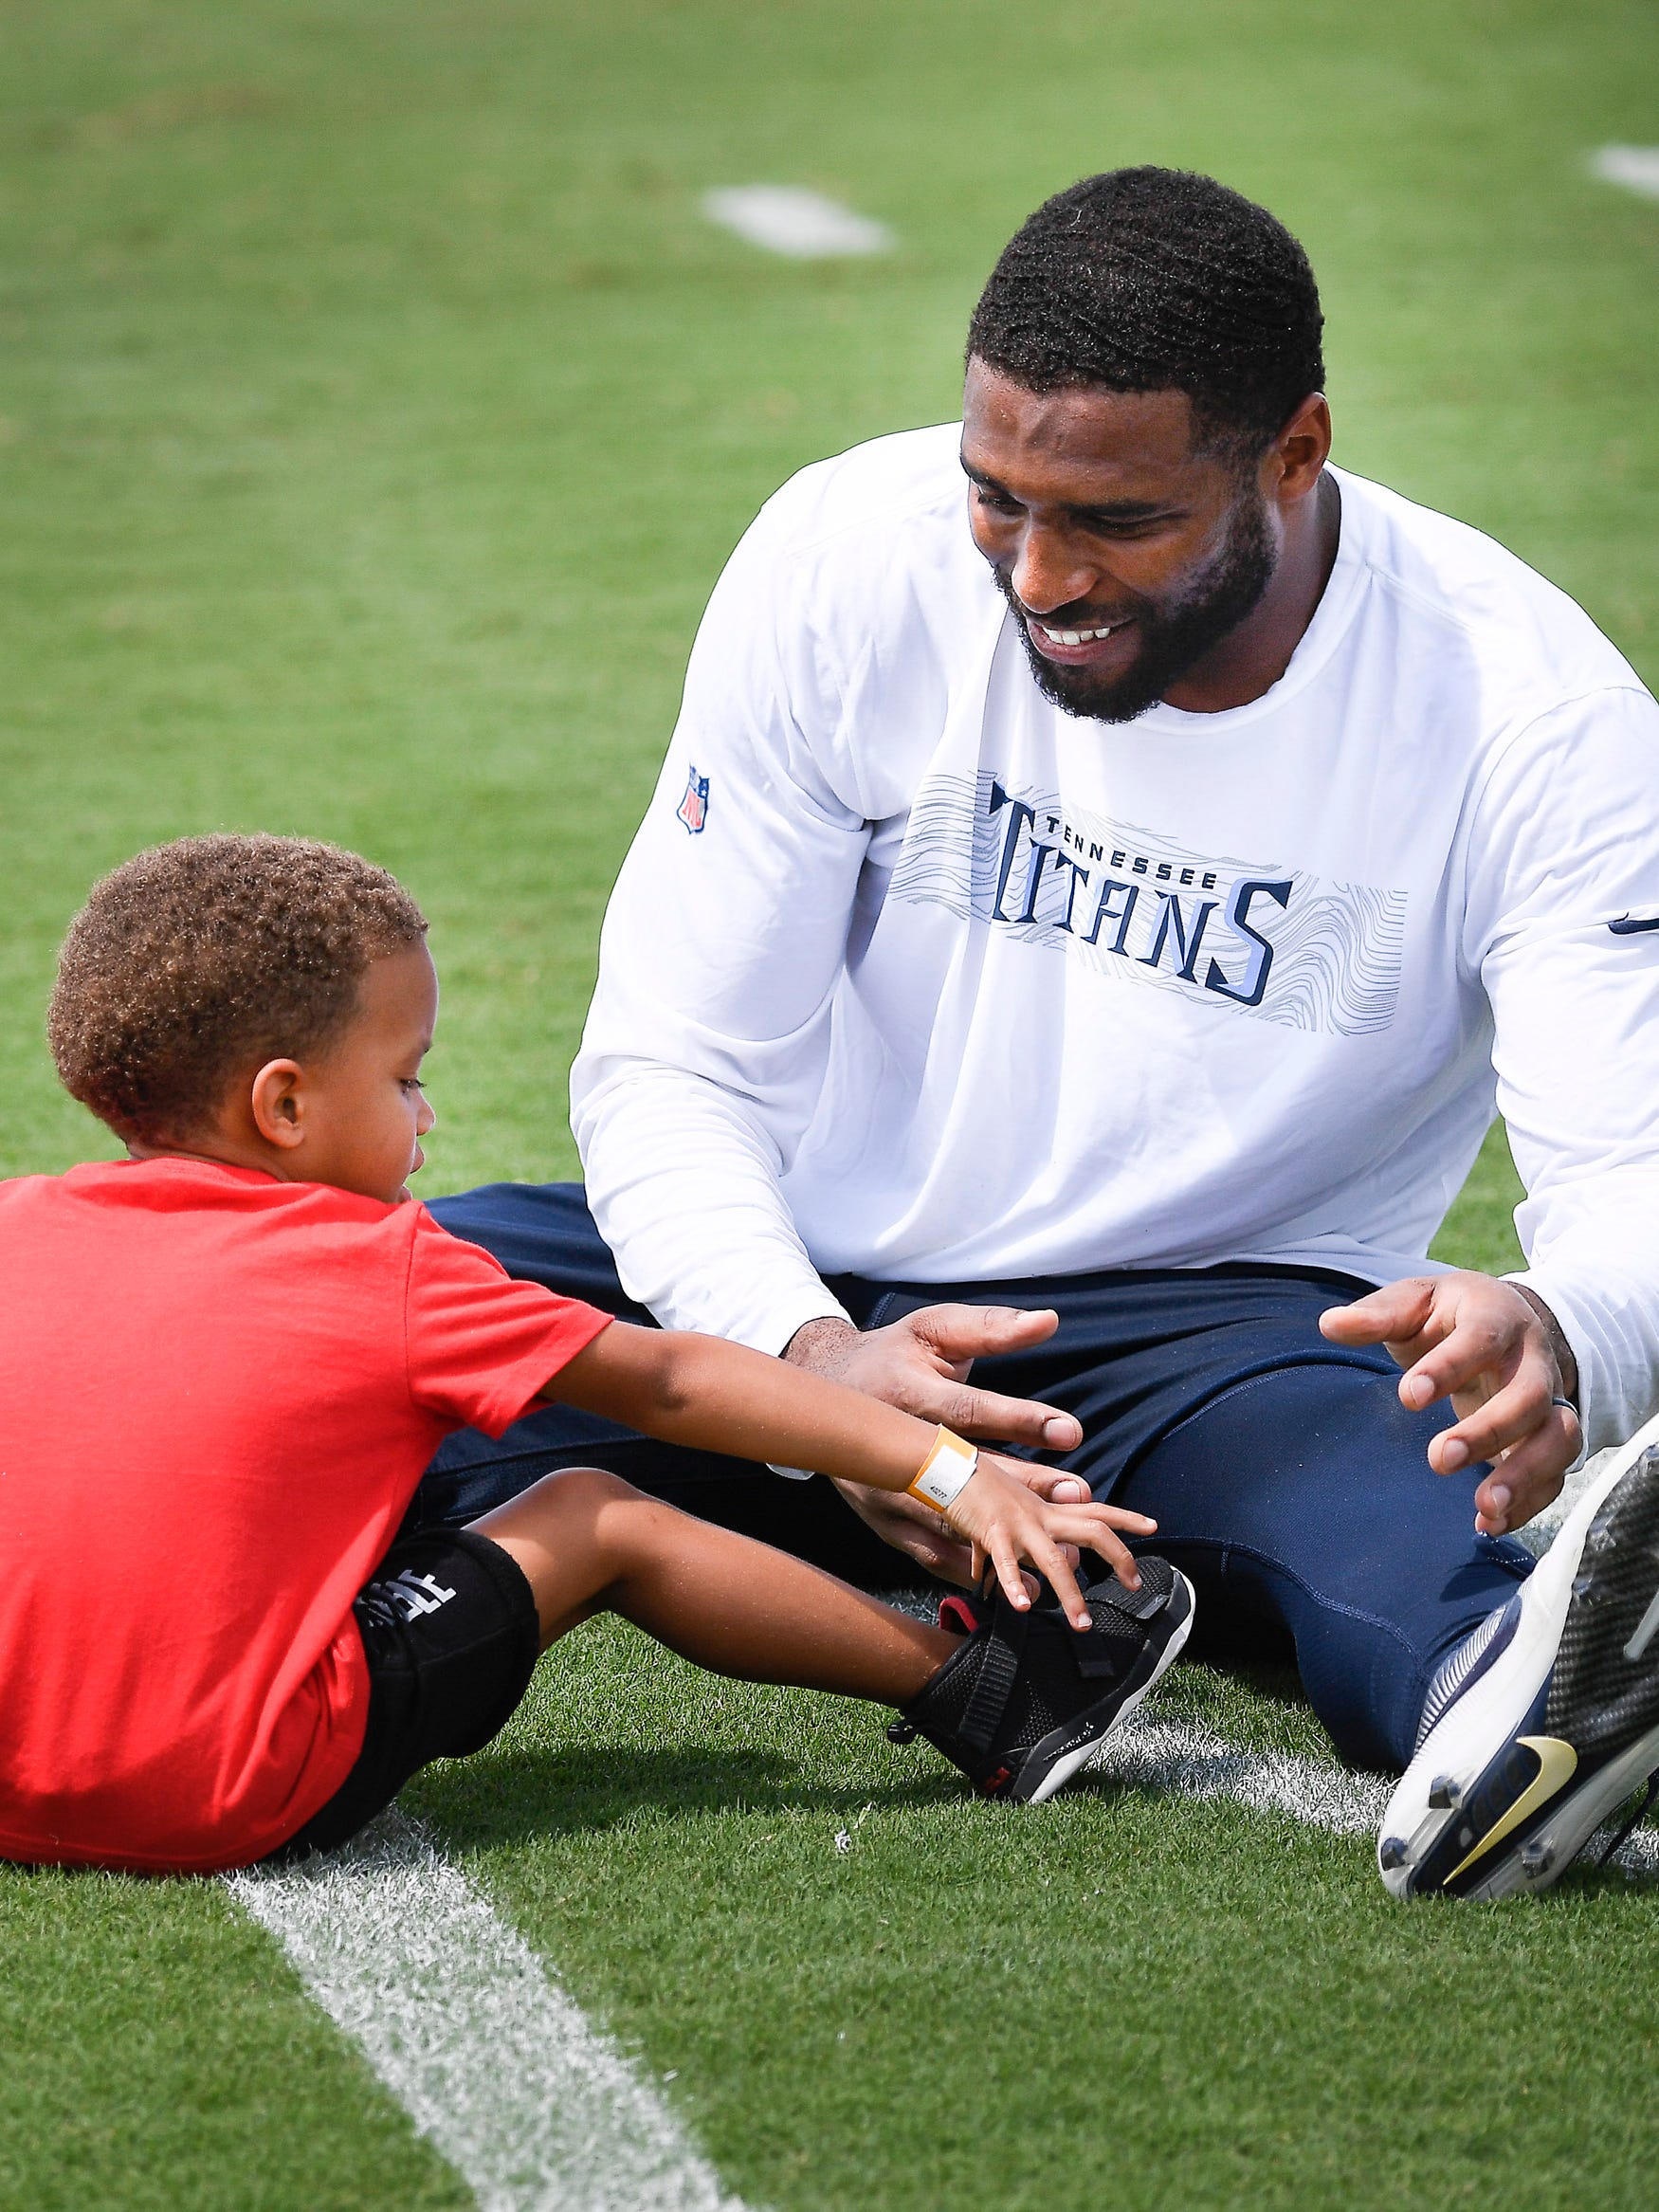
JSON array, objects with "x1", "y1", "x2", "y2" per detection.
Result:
[{"x1": 1447, "y1": 1737, "x2": 1578, "y2": 1882}]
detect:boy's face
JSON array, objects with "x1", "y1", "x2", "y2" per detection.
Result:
[{"x1": 300, "y1": 941, "x2": 440, "y2": 1204}]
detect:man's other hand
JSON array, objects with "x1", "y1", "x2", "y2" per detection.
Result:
[
  {"x1": 785, "y1": 1307, "x2": 1088, "y2": 1581},
  {"x1": 1319, "y1": 1271, "x2": 1581, "y2": 1537}
]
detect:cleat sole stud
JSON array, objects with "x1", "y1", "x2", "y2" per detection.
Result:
[{"x1": 1427, "y1": 1777, "x2": 1463, "y2": 1811}]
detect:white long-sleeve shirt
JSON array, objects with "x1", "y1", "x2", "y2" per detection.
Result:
[{"x1": 572, "y1": 427, "x2": 1659, "y2": 1453}]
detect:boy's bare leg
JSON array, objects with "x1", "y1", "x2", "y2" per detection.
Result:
[{"x1": 474, "y1": 1466, "x2": 957, "y2": 1705}]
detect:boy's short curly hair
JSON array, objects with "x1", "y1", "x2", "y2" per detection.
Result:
[{"x1": 49, "y1": 834, "x2": 428, "y2": 1146}]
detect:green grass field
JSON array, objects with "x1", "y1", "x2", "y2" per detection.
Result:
[{"x1": 1, "y1": 1, "x2": 1655, "y2": 2203}]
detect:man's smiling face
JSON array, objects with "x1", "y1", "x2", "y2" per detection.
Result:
[{"x1": 960, "y1": 360, "x2": 1279, "y2": 722}]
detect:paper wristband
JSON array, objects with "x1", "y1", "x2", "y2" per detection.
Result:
[{"x1": 906, "y1": 1427, "x2": 979, "y2": 1513}]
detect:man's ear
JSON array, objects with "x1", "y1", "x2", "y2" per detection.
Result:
[
  {"x1": 1266, "y1": 392, "x2": 1331, "y2": 504},
  {"x1": 248, "y1": 1059, "x2": 308, "y2": 1150}
]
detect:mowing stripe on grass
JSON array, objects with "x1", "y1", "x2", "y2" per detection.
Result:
[
  {"x1": 228, "y1": 1811, "x2": 749, "y2": 2212},
  {"x1": 702, "y1": 185, "x2": 894, "y2": 257},
  {"x1": 1590, "y1": 144, "x2": 1659, "y2": 199}
]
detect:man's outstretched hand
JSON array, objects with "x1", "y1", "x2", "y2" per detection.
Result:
[
  {"x1": 1319, "y1": 1271, "x2": 1581, "y2": 1537},
  {"x1": 784, "y1": 1306, "x2": 1089, "y2": 1585}
]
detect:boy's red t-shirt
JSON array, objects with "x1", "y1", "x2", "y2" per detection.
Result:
[{"x1": 0, "y1": 1158, "x2": 611, "y2": 1874}]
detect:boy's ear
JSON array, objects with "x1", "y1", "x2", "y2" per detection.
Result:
[{"x1": 248, "y1": 1059, "x2": 308, "y2": 1150}]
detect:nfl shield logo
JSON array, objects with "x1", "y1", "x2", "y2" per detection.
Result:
[{"x1": 676, "y1": 764, "x2": 710, "y2": 835}]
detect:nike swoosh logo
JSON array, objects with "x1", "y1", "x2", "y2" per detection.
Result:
[
  {"x1": 1609, "y1": 915, "x2": 1659, "y2": 935},
  {"x1": 1448, "y1": 1735, "x2": 1578, "y2": 1881}
]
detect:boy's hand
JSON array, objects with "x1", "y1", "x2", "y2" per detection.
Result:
[
  {"x1": 830, "y1": 1459, "x2": 1094, "y2": 1587},
  {"x1": 940, "y1": 1452, "x2": 1156, "y2": 1631}
]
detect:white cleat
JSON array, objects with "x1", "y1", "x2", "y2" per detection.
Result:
[{"x1": 1377, "y1": 1408, "x2": 1659, "y2": 1900}]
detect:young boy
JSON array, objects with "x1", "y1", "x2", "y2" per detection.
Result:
[{"x1": 0, "y1": 835, "x2": 1192, "y2": 1874}]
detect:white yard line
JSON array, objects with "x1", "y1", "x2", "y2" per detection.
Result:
[
  {"x1": 1093, "y1": 1713, "x2": 1659, "y2": 1877},
  {"x1": 702, "y1": 185, "x2": 893, "y2": 258},
  {"x1": 1589, "y1": 144, "x2": 1659, "y2": 200},
  {"x1": 228, "y1": 1810, "x2": 750, "y2": 2212},
  {"x1": 1095, "y1": 1712, "x2": 1392, "y2": 1835}
]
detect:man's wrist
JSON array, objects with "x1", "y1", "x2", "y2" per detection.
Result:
[
  {"x1": 770, "y1": 1317, "x2": 863, "y2": 1484},
  {"x1": 1510, "y1": 1282, "x2": 1579, "y2": 1406},
  {"x1": 782, "y1": 1315, "x2": 859, "y2": 1377}
]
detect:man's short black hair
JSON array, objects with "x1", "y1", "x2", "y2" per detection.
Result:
[{"x1": 966, "y1": 167, "x2": 1325, "y2": 458}]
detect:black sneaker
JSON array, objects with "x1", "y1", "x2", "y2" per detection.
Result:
[{"x1": 888, "y1": 1559, "x2": 1195, "y2": 1803}]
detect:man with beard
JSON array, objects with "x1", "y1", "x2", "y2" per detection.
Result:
[{"x1": 422, "y1": 171, "x2": 1659, "y2": 1887}]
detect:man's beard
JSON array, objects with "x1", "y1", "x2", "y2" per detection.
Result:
[{"x1": 996, "y1": 490, "x2": 1277, "y2": 723}]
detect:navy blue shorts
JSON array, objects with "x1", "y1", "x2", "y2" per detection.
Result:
[{"x1": 420, "y1": 1183, "x2": 1532, "y2": 1770}]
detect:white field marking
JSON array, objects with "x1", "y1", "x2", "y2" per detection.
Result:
[
  {"x1": 1095, "y1": 1712, "x2": 1391, "y2": 1835},
  {"x1": 1094, "y1": 1709, "x2": 1659, "y2": 1877},
  {"x1": 228, "y1": 1810, "x2": 749, "y2": 2212},
  {"x1": 702, "y1": 185, "x2": 893, "y2": 258},
  {"x1": 1590, "y1": 144, "x2": 1659, "y2": 200}
]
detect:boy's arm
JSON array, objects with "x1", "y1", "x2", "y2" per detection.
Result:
[{"x1": 537, "y1": 1320, "x2": 1151, "y2": 1628}]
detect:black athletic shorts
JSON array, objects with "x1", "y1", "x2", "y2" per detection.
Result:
[{"x1": 263, "y1": 1525, "x2": 539, "y2": 1863}]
